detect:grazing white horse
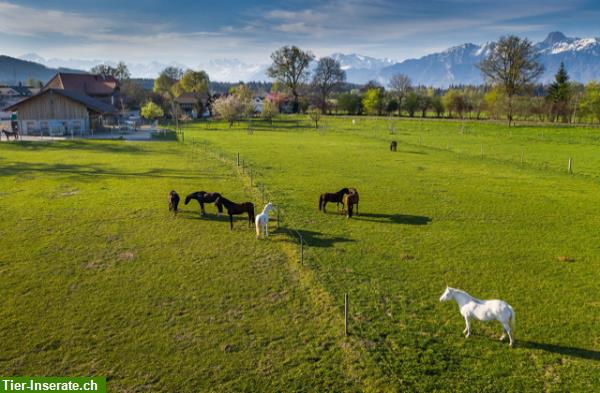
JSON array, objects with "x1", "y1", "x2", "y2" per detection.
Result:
[
  {"x1": 439, "y1": 287, "x2": 515, "y2": 347},
  {"x1": 255, "y1": 203, "x2": 274, "y2": 238}
]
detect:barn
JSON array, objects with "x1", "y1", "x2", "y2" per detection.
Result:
[{"x1": 6, "y1": 88, "x2": 116, "y2": 135}]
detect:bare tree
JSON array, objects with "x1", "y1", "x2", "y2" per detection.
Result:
[
  {"x1": 388, "y1": 74, "x2": 412, "y2": 117},
  {"x1": 312, "y1": 57, "x2": 346, "y2": 113},
  {"x1": 267, "y1": 46, "x2": 314, "y2": 113},
  {"x1": 478, "y1": 35, "x2": 544, "y2": 126}
]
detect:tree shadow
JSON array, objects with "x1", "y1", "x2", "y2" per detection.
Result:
[
  {"x1": 282, "y1": 228, "x2": 355, "y2": 248},
  {"x1": 0, "y1": 161, "x2": 232, "y2": 182},
  {"x1": 352, "y1": 213, "x2": 432, "y2": 225},
  {"x1": 519, "y1": 340, "x2": 600, "y2": 361}
]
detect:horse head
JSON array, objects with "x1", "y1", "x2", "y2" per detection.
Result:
[
  {"x1": 184, "y1": 194, "x2": 193, "y2": 205},
  {"x1": 339, "y1": 188, "x2": 350, "y2": 195},
  {"x1": 439, "y1": 287, "x2": 454, "y2": 302}
]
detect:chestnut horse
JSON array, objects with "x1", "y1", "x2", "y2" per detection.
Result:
[
  {"x1": 184, "y1": 191, "x2": 223, "y2": 215},
  {"x1": 215, "y1": 196, "x2": 255, "y2": 230},
  {"x1": 319, "y1": 188, "x2": 350, "y2": 213},
  {"x1": 343, "y1": 188, "x2": 359, "y2": 218},
  {"x1": 168, "y1": 191, "x2": 180, "y2": 214}
]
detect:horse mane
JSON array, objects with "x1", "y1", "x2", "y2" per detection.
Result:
[{"x1": 337, "y1": 188, "x2": 350, "y2": 194}]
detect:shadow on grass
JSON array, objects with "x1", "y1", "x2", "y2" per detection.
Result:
[
  {"x1": 520, "y1": 341, "x2": 600, "y2": 361},
  {"x1": 4, "y1": 140, "x2": 163, "y2": 155},
  {"x1": 280, "y1": 228, "x2": 355, "y2": 248},
  {"x1": 352, "y1": 213, "x2": 432, "y2": 225},
  {"x1": 0, "y1": 161, "x2": 232, "y2": 181}
]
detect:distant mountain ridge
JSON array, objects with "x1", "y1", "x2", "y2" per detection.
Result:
[
  {"x1": 3, "y1": 32, "x2": 600, "y2": 86},
  {"x1": 0, "y1": 55, "x2": 84, "y2": 85}
]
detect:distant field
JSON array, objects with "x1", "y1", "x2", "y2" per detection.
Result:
[
  {"x1": 179, "y1": 116, "x2": 600, "y2": 391},
  {"x1": 2, "y1": 115, "x2": 600, "y2": 392}
]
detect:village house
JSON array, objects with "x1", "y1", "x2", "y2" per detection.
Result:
[{"x1": 6, "y1": 72, "x2": 119, "y2": 135}]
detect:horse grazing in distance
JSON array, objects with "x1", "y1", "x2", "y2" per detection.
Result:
[
  {"x1": 255, "y1": 202, "x2": 274, "y2": 238},
  {"x1": 342, "y1": 188, "x2": 359, "y2": 218},
  {"x1": 390, "y1": 141, "x2": 397, "y2": 151},
  {"x1": 439, "y1": 287, "x2": 516, "y2": 347},
  {"x1": 168, "y1": 191, "x2": 180, "y2": 214},
  {"x1": 215, "y1": 196, "x2": 255, "y2": 230},
  {"x1": 319, "y1": 188, "x2": 350, "y2": 213},
  {"x1": 1, "y1": 129, "x2": 20, "y2": 141},
  {"x1": 184, "y1": 191, "x2": 223, "y2": 216}
]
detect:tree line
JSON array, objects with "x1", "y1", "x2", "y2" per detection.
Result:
[{"x1": 94, "y1": 35, "x2": 600, "y2": 126}]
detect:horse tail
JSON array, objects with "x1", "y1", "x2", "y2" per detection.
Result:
[{"x1": 318, "y1": 195, "x2": 323, "y2": 211}]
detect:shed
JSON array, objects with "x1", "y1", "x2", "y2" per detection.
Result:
[{"x1": 6, "y1": 89, "x2": 116, "y2": 135}]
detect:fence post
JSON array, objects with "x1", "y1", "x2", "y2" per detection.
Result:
[
  {"x1": 344, "y1": 293, "x2": 349, "y2": 336},
  {"x1": 300, "y1": 234, "x2": 304, "y2": 264},
  {"x1": 568, "y1": 157, "x2": 573, "y2": 174},
  {"x1": 521, "y1": 151, "x2": 524, "y2": 166},
  {"x1": 237, "y1": 153, "x2": 240, "y2": 166}
]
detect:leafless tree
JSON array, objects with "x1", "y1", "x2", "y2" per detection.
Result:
[{"x1": 388, "y1": 74, "x2": 412, "y2": 116}]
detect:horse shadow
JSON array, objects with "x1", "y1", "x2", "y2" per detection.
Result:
[
  {"x1": 352, "y1": 213, "x2": 432, "y2": 225},
  {"x1": 519, "y1": 340, "x2": 600, "y2": 361}
]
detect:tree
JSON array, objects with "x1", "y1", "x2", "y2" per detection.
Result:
[
  {"x1": 404, "y1": 92, "x2": 419, "y2": 117},
  {"x1": 179, "y1": 69, "x2": 210, "y2": 116},
  {"x1": 230, "y1": 83, "x2": 254, "y2": 117},
  {"x1": 337, "y1": 93, "x2": 362, "y2": 115},
  {"x1": 443, "y1": 89, "x2": 468, "y2": 119},
  {"x1": 389, "y1": 74, "x2": 412, "y2": 116},
  {"x1": 307, "y1": 107, "x2": 322, "y2": 128},
  {"x1": 261, "y1": 99, "x2": 279, "y2": 126},
  {"x1": 362, "y1": 88, "x2": 383, "y2": 115},
  {"x1": 546, "y1": 62, "x2": 572, "y2": 122},
  {"x1": 312, "y1": 57, "x2": 346, "y2": 112},
  {"x1": 431, "y1": 95, "x2": 444, "y2": 118},
  {"x1": 267, "y1": 46, "x2": 314, "y2": 113},
  {"x1": 153, "y1": 67, "x2": 183, "y2": 96},
  {"x1": 212, "y1": 95, "x2": 244, "y2": 127},
  {"x1": 478, "y1": 35, "x2": 544, "y2": 126},
  {"x1": 90, "y1": 61, "x2": 130, "y2": 81},
  {"x1": 141, "y1": 101, "x2": 164, "y2": 120},
  {"x1": 120, "y1": 79, "x2": 147, "y2": 110},
  {"x1": 580, "y1": 81, "x2": 600, "y2": 123}
]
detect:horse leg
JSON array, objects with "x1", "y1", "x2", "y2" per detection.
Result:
[
  {"x1": 200, "y1": 202, "x2": 205, "y2": 216},
  {"x1": 229, "y1": 215, "x2": 233, "y2": 230},
  {"x1": 323, "y1": 201, "x2": 327, "y2": 213},
  {"x1": 265, "y1": 221, "x2": 269, "y2": 238},
  {"x1": 501, "y1": 321, "x2": 514, "y2": 347},
  {"x1": 463, "y1": 317, "x2": 471, "y2": 337},
  {"x1": 255, "y1": 220, "x2": 260, "y2": 238}
]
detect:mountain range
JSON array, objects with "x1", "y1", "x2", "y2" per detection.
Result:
[{"x1": 1, "y1": 32, "x2": 599, "y2": 87}]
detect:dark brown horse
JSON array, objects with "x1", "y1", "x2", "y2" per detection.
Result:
[
  {"x1": 215, "y1": 196, "x2": 255, "y2": 230},
  {"x1": 319, "y1": 188, "x2": 350, "y2": 212},
  {"x1": 390, "y1": 141, "x2": 397, "y2": 151},
  {"x1": 343, "y1": 188, "x2": 360, "y2": 218},
  {"x1": 1, "y1": 129, "x2": 19, "y2": 141},
  {"x1": 184, "y1": 191, "x2": 223, "y2": 215},
  {"x1": 168, "y1": 191, "x2": 180, "y2": 214}
]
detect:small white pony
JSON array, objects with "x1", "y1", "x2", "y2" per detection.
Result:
[
  {"x1": 255, "y1": 202, "x2": 274, "y2": 238},
  {"x1": 439, "y1": 287, "x2": 516, "y2": 347}
]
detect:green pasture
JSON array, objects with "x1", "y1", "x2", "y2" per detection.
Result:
[
  {"x1": 179, "y1": 116, "x2": 600, "y2": 391},
  {"x1": 1, "y1": 115, "x2": 600, "y2": 392}
]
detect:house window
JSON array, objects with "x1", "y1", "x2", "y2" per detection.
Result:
[
  {"x1": 40, "y1": 121, "x2": 49, "y2": 132},
  {"x1": 26, "y1": 121, "x2": 35, "y2": 132}
]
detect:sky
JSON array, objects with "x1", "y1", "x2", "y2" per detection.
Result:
[{"x1": 1, "y1": 0, "x2": 599, "y2": 71}]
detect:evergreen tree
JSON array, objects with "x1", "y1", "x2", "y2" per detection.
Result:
[{"x1": 547, "y1": 62, "x2": 572, "y2": 122}]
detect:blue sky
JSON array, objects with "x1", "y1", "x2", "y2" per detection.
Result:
[{"x1": 1, "y1": 0, "x2": 599, "y2": 68}]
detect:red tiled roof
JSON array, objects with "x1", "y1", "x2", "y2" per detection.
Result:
[{"x1": 45, "y1": 72, "x2": 119, "y2": 95}]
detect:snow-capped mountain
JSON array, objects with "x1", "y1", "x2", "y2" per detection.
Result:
[
  {"x1": 379, "y1": 32, "x2": 600, "y2": 87},
  {"x1": 329, "y1": 53, "x2": 395, "y2": 84},
  {"x1": 200, "y1": 59, "x2": 269, "y2": 83}
]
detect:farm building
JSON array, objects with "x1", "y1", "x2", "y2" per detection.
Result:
[
  {"x1": 6, "y1": 88, "x2": 116, "y2": 135},
  {"x1": 44, "y1": 72, "x2": 120, "y2": 105}
]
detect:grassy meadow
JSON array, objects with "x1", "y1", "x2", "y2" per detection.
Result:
[{"x1": 1, "y1": 116, "x2": 600, "y2": 391}]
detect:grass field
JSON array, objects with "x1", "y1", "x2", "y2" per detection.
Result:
[{"x1": 2, "y1": 116, "x2": 600, "y2": 391}]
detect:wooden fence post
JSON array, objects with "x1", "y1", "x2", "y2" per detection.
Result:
[
  {"x1": 344, "y1": 294, "x2": 349, "y2": 336},
  {"x1": 237, "y1": 153, "x2": 240, "y2": 166},
  {"x1": 568, "y1": 157, "x2": 573, "y2": 174}
]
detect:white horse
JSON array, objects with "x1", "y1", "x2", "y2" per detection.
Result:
[
  {"x1": 439, "y1": 287, "x2": 515, "y2": 347},
  {"x1": 255, "y1": 203, "x2": 274, "y2": 238}
]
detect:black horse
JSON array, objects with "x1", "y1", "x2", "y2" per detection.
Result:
[
  {"x1": 319, "y1": 188, "x2": 350, "y2": 213},
  {"x1": 214, "y1": 196, "x2": 255, "y2": 230},
  {"x1": 1, "y1": 129, "x2": 19, "y2": 141},
  {"x1": 168, "y1": 191, "x2": 180, "y2": 214},
  {"x1": 343, "y1": 188, "x2": 360, "y2": 218},
  {"x1": 390, "y1": 141, "x2": 397, "y2": 151},
  {"x1": 184, "y1": 191, "x2": 223, "y2": 215}
]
